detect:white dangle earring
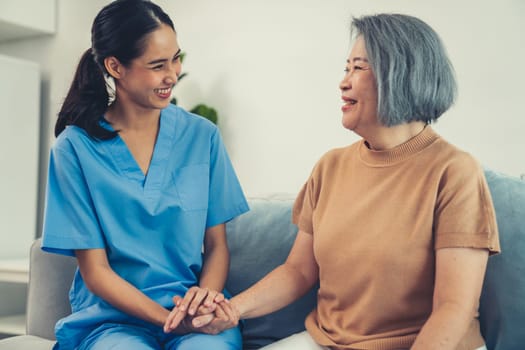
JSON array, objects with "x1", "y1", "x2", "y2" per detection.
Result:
[{"x1": 105, "y1": 74, "x2": 116, "y2": 106}]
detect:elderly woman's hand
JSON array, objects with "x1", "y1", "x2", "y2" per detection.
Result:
[{"x1": 190, "y1": 299, "x2": 240, "y2": 334}]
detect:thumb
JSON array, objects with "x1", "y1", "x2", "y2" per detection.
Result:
[{"x1": 192, "y1": 313, "x2": 215, "y2": 328}]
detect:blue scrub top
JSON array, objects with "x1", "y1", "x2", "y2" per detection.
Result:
[{"x1": 41, "y1": 104, "x2": 249, "y2": 349}]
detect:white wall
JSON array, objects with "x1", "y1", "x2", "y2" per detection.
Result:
[
  {"x1": 161, "y1": 0, "x2": 525, "y2": 196},
  {"x1": 0, "y1": 0, "x2": 523, "y2": 206}
]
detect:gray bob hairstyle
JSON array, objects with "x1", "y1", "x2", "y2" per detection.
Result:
[{"x1": 351, "y1": 14, "x2": 457, "y2": 126}]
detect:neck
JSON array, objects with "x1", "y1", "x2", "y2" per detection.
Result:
[
  {"x1": 363, "y1": 122, "x2": 427, "y2": 151},
  {"x1": 105, "y1": 101, "x2": 161, "y2": 132}
]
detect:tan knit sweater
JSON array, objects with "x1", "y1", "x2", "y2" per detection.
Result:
[{"x1": 293, "y1": 126, "x2": 500, "y2": 350}]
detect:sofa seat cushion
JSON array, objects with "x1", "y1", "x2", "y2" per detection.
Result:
[{"x1": 0, "y1": 335, "x2": 54, "y2": 350}]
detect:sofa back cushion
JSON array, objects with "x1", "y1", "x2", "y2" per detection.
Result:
[
  {"x1": 225, "y1": 195, "x2": 318, "y2": 349},
  {"x1": 479, "y1": 169, "x2": 525, "y2": 350}
]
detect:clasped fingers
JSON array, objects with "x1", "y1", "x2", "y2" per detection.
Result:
[
  {"x1": 164, "y1": 287, "x2": 224, "y2": 333},
  {"x1": 192, "y1": 300, "x2": 240, "y2": 334}
]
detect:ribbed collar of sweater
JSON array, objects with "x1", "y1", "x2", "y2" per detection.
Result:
[{"x1": 358, "y1": 125, "x2": 440, "y2": 166}]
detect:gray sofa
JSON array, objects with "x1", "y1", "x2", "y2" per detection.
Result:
[{"x1": 0, "y1": 168, "x2": 523, "y2": 350}]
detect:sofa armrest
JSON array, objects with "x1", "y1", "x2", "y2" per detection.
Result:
[{"x1": 26, "y1": 239, "x2": 76, "y2": 340}]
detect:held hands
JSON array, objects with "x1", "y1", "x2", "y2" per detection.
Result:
[{"x1": 163, "y1": 286, "x2": 239, "y2": 335}]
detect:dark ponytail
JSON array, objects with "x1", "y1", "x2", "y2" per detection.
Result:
[
  {"x1": 55, "y1": 48, "x2": 116, "y2": 139},
  {"x1": 55, "y1": 0, "x2": 175, "y2": 139}
]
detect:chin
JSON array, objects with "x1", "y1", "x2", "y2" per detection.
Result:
[
  {"x1": 342, "y1": 118, "x2": 356, "y2": 131},
  {"x1": 151, "y1": 100, "x2": 171, "y2": 110}
]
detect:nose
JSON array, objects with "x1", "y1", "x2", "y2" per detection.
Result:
[
  {"x1": 165, "y1": 60, "x2": 182, "y2": 85},
  {"x1": 339, "y1": 73, "x2": 350, "y2": 91}
]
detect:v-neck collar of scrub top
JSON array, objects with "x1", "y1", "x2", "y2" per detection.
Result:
[{"x1": 100, "y1": 110, "x2": 175, "y2": 197}]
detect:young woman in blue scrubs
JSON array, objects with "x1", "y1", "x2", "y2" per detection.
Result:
[{"x1": 41, "y1": 1, "x2": 248, "y2": 349}]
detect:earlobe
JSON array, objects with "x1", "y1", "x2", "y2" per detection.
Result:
[{"x1": 104, "y1": 56, "x2": 122, "y2": 79}]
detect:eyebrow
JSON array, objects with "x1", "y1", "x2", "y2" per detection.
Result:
[
  {"x1": 347, "y1": 57, "x2": 369, "y2": 64},
  {"x1": 147, "y1": 48, "x2": 182, "y2": 65}
]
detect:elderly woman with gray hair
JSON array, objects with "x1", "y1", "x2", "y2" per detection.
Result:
[{"x1": 165, "y1": 13, "x2": 500, "y2": 350}]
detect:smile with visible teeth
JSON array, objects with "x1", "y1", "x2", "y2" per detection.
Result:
[
  {"x1": 155, "y1": 87, "x2": 172, "y2": 94},
  {"x1": 341, "y1": 97, "x2": 357, "y2": 112}
]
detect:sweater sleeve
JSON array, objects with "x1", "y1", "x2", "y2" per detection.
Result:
[
  {"x1": 292, "y1": 161, "x2": 322, "y2": 235},
  {"x1": 433, "y1": 153, "x2": 500, "y2": 254}
]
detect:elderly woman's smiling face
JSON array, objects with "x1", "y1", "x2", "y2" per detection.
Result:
[{"x1": 339, "y1": 36, "x2": 379, "y2": 135}]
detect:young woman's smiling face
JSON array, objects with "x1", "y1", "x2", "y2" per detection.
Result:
[
  {"x1": 113, "y1": 24, "x2": 182, "y2": 112},
  {"x1": 339, "y1": 36, "x2": 379, "y2": 135}
]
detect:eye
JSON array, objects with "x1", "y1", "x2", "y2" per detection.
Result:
[
  {"x1": 344, "y1": 66, "x2": 363, "y2": 73},
  {"x1": 172, "y1": 50, "x2": 183, "y2": 63},
  {"x1": 152, "y1": 64, "x2": 163, "y2": 71}
]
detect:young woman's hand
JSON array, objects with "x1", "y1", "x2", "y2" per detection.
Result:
[{"x1": 163, "y1": 287, "x2": 224, "y2": 333}]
